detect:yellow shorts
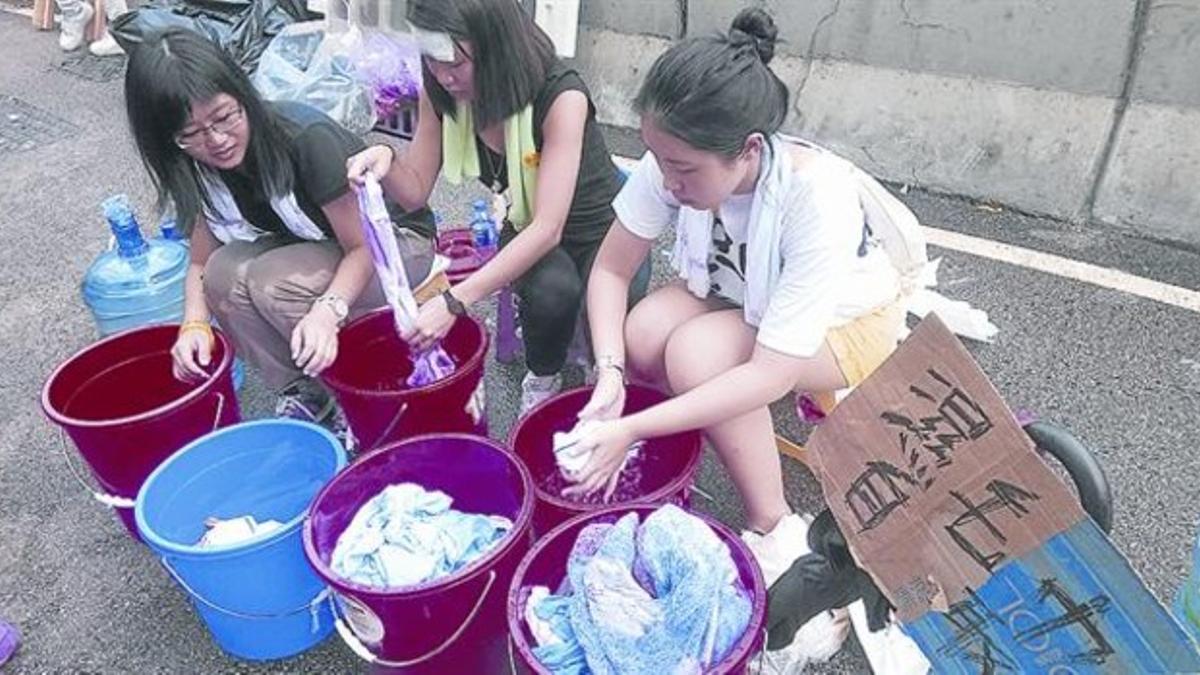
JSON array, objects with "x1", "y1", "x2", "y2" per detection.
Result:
[{"x1": 807, "y1": 299, "x2": 908, "y2": 415}]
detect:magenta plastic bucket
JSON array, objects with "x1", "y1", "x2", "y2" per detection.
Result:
[
  {"x1": 437, "y1": 228, "x2": 494, "y2": 285},
  {"x1": 507, "y1": 504, "x2": 767, "y2": 674},
  {"x1": 41, "y1": 324, "x2": 240, "y2": 540},
  {"x1": 321, "y1": 311, "x2": 488, "y2": 451},
  {"x1": 303, "y1": 434, "x2": 535, "y2": 674},
  {"x1": 507, "y1": 385, "x2": 703, "y2": 536}
]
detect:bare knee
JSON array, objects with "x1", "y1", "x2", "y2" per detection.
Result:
[
  {"x1": 663, "y1": 312, "x2": 755, "y2": 394},
  {"x1": 623, "y1": 300, "x2": 670, "y2": 382}
]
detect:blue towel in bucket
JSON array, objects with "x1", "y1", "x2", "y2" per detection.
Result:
[
  {"x1": 531, "y1": 505, "x2": 752, "y2": 674},
  {"x1": 331, "y1": 483, "x2": 512, "y2": 588}
]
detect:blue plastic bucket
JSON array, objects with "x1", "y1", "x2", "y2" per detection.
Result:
[{"x1": 135, "y1": 419, "x2": 347, "y2": 661}]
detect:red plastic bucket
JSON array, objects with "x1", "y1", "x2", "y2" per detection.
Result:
[
  {"x1": 506, "y1": 504, "x2": 767, "y2": 674},
  {"x1": 303, "y1": 434, "x2": 534, "y2": 674},
  {"x1": 437, "y1": 228, "x2": 494, "y2": 285},
  {"x1": 321, "y1": 311, "x2": 488, "y2": 451},
  {"x1": 41, "y1": 324, "x2": 240, "y2": 539},
  {"x1": 508, "y1": 385, "x2": 703, "y2": 536}
]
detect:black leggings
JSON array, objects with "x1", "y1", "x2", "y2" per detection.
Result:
[
  {"x1": 505, "y1": 230, "x2": 601, "y2": 376},
  {"x1": 502, "y1": 227, "x2": 651, "y2": 376}
]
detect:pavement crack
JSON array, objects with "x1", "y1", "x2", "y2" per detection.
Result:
[{"x1": 794, "y1": 0, "x2": 843, "y2": 125}]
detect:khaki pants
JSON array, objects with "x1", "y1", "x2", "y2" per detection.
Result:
[{"x1": 203, "y1": 233, "x2": 435, "y2": 390}]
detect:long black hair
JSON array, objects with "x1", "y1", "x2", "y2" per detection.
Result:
[
  {"x1": 124, "y1": 29, "x2": 294, "y2": 234},
  {"x1": 634, "y1": 7, "x2": 789, "y2": 158},
  {"x1": 407, "y1": 0, "x2": 557, "y2": 130}
]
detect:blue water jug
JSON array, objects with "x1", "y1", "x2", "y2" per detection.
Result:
[
  {"x1": 154, "y1": 211, "x2": 247, "y2": 392},
  {"x1": 82, "y1": 195, "x2": 190, "y2": 336},
  {"x1": 1176, "y1": 529, "x2": 1200, "y2": 641}
]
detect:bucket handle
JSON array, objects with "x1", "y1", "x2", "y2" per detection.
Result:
[
  {"x1": 332, "y1": 569, "x2": 496, "y2": 668},
  {"x1": 366, "y1": 402, "x2": 408, "y2": 451},
  {"x1": 55, "y1": 427, "x2": 136, "y2": 510},
  {"x1": 53, "y1": 391, "x2": 226, "y2": 511},
  {"x1": 161, "y1": 556, "x2": 331, "y2": 624},
  {"x1": 209, "y1": 391, "x2": 226, "y2": 433}
]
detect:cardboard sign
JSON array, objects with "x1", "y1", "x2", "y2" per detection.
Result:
[{"x1": 808, "y1": 315, "x2": 1200, "y2": 672}]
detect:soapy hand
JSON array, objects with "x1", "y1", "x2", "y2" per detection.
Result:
[{"x1": 562, "y1": 419, "x2": 640, "y2": 502}]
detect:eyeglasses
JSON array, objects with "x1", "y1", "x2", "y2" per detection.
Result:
[{"x1": 174, "y1": 106, "x2": 244, "y2": 149}]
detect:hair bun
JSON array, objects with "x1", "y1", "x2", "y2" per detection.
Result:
[{"x1": 729, "y1": 7, "x2": 779, "y2": 65}]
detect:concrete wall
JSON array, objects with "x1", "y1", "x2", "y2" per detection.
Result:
[{"x1": 571, "y1": 0, "x2": 1200, "y2": 245}]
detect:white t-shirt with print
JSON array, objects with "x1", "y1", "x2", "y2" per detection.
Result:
[
  {"x1": 613, "y1": 143, "x2": 900, "y2": 358},
  {"x1": 707, "y1": 192, "x2": 753, "y2": 304}
]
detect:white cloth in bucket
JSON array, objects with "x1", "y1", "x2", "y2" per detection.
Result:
[
  {"x1": 331, "y1": 483, "x2": 512, "y2": 588},
  {"x1": 552, "y1": 420, "x2": 642, "y2": 481},
  {"x1": 197, "y1": 515, "x2": 283, "y2": 548}
]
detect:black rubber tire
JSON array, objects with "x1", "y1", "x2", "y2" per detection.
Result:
[{"x1": 1024, "y1": 421, "x2": 1115, "y2": 534}]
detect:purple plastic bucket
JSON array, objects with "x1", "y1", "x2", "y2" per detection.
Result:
[
  {"x1": 507, "y1": 385, "x2": 703, "y2": 536},
  {"x1": 303, "y1": 434, "x2": 535, "y2": 674},
  {"x1": 506, "y1": 504, "x2": 767, "y2": 674}
]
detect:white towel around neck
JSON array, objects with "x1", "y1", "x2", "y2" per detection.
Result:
[
  {"x1": 198, "y1": 168, "x2": 327, "y2": 244},
  {"x1": 672, "y1": 137, "x2": 794, "y2": 327}
]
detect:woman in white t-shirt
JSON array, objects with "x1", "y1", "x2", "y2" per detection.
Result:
[{"x1": 566, "y1": 7, "x2": 911, "y2": 664}]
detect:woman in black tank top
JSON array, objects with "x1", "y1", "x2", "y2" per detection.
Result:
[{"x1": 348, "y1": 0, "x2": 629, "y2": 414}]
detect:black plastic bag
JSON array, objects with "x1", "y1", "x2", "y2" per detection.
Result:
[{"x1": 110, "y1": 0, "x2": 315, "y2": 74}]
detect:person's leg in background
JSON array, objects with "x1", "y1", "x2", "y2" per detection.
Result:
[
  {"x1": 514, "y1": 245, "x2": 585, "y2": 412},
  {"x1": 88, "y1": 0, "x2": 129, "y2": 57},
  {"x1": 55, "y1": 0, "x2": 92, "y2": 51}
]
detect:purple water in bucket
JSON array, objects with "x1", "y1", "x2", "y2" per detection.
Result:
[
  {"x1": 536, "y1": 450, "x2": 647, "y2": 506},
  {"x1": 508, "y1": 385, "x2": 703, "y2": 536},
  {"x1": 355, "y1": 175, "x2": 454, "y2": 387}
]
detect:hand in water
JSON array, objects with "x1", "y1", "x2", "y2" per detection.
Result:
[{"x1": 562, "y1": 419, "x2": 638, "y2": 502}]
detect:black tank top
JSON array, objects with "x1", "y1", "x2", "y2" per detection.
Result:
[{"x1": 474, "y1": 60, "x2": 622, "y2": 249}]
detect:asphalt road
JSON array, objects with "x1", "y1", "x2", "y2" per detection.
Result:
[{"x1": 2, "y1": 12, "x2": 1199, "y2": 673}]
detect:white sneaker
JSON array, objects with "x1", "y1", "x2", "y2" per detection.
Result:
[
  {"x1": 58, "y1": 2, "x2": 93, "y2": 51},
  {"x1": 88, "y1": 33, "x2": 124, "y2": 57},
  {"x1": 520, "y1": 371, "x2": 562, "y2": 415},
  {"x1": 848, "y1": 599, "x2": 930, "y2": 675},
  {"x1": 743, "y1": 513, "x2": 851, "y2": 673}
]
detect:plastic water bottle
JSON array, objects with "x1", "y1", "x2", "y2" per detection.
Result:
[
  {"x1": 82, "y1": 195, "x2": 189, "y2": 336},
  {"x1": 1176, "y1": 530, "x2": 1200, "y2": 641},
  {"x1": 158, "y1": 208, "x2": 184, "y2": 243},
  {"x1": 470, "y1": 199, "x2": 498, "y2": 253},
  {"x1": 154, "y1": 210, "x2": 247, "y2": 391}
]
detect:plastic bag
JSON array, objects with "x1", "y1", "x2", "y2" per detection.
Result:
[
  {"x1": 110, "y1": 0, "x2": 312, "y2": 74},
  {"x1": 349, "y1": 32, "x2": 422, "y2": 121},
  {"x1": 252, "y1": 22, "x2": 377, "y2": 135}
]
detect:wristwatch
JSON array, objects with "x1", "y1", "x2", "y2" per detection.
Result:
[
  {"x1": 316, "y1": 293, "x2": 349, "y2": 325},
  {"x1": 442, "y1": 288, "x2": 467, "y2": 316}
]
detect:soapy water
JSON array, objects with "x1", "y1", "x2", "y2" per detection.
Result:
[{"x1": 538, "y1": 451, "x2": 648, "y2": 505}]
